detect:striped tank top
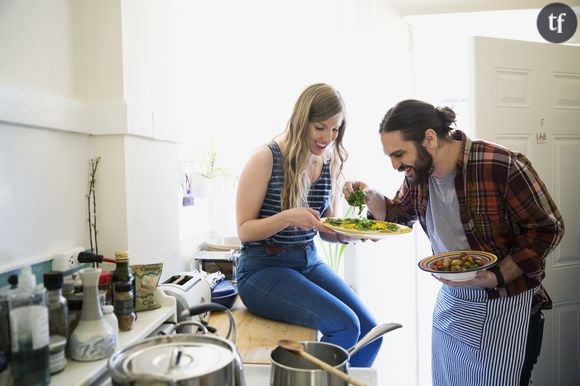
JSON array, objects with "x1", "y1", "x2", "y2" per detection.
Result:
[{"x1": 244, "y1": 141, "x2": 332, "y2": 247}]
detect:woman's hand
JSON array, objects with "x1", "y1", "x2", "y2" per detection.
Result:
[{"x1": 284, "y1": 207, "x2": 329, "y2": 232}]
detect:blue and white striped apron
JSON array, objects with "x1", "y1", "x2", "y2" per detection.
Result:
[{"x1": 432, "y1": 285, "x2": 535, "y2": 386}]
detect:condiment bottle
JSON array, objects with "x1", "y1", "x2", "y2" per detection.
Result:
[
  {"x1": 113, "y1": 281, "x2": 136, "y2": 331},
  {"x1": 111, "y1": 250, "x2": 135, "y2": 305},
  {"x1": 10, "y1": 266, "x2": 50, "y2": 386}
]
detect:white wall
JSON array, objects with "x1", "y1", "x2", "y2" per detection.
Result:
[
  {"x1": 0, "y1": 0, "x2": 187, "y2": 279},
  {"x1": 1, "y1": 1, "x2": 417, "y2": 384}
]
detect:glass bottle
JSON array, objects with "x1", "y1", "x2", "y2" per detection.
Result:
[
  {"x1": 43, "y1": 271, "x2": 68, "y2": 374},
  {"x1": 10, "y1": 266, "x2": 50, "y2": 386},
  {"x1": 112, "y1": 250, "x2": 136, "y2": 310},
  {"x1": 43, "y1": 271, "x2": 68, "y2": 339}
]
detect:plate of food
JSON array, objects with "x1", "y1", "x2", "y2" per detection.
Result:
[
  {"x1": 321, "y1": 217, "x2": 412, "y2": 239},
  {"x1": 418, "y1": 250, "x2": 498, "y2": 282}
]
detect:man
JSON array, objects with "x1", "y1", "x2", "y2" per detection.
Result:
[{"x1": 344, "y1": 99, "x2": 564, "y2": 385}]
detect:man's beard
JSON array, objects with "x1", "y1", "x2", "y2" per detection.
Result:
[{"x1": 398, "y1": 143, "x2": 434, "y2": 184}]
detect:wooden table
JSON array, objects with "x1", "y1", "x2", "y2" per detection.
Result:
[{"x1": 208, "y1": 296, "x2": 317, "y2": 364}]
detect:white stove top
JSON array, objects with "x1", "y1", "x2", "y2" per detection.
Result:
[{"x1": 243, "y1": 364, "x2": 377, "y2": 386}]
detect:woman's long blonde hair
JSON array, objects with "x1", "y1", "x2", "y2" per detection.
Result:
[{"x1": 280, "y1": 83, "x2": 348, "y2": 211}]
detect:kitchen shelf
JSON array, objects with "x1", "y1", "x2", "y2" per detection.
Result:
[{"x1": 50, "y1": 288, "x2": 176, "y2": 386}]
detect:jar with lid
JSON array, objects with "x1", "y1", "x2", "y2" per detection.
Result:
[
  {"x1": 43, "y1": 271, "x2": 68, "y2": 339},
  {"x1": 113, "y1": 282, "x2": 136, "y2": 331},
  {"x1": 43, "y1": 271, "x2": 68, "y2": 375}
]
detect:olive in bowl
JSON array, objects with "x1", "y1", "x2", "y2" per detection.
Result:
[{"x1": 418, "y1": 250, "x2": 498, "y2": 282}]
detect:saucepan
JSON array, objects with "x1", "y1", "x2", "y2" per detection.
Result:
[
  {"x1": 108, "y1": 303, "x2": 246, "y2": 386},
  {"x1": 270, "y1": 322, "x2": 402, "y2": 386}
]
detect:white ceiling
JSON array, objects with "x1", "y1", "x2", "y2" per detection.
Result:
[{"x1": 387, "y1": 0, "x2": 580, "y2": 16}]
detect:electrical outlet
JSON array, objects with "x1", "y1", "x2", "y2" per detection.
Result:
[{"x1": 51, "y1": 247, "x2": 86, "y2": 271}]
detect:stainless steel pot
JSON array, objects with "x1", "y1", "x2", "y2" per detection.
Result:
[
  {"x1": 270, "y1": 323, "x2": 402, "y2": 386},
  {"x1": 108, "y1": 303, "x2": 246, "y2": 386}
]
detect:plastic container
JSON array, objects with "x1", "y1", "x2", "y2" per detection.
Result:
[{"x1": 103, "y1": 304, "x2": 119, "y2": 345}]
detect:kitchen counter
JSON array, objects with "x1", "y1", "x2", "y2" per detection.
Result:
[
  {"x1": 209, "y1": 296, "x2": 317, "y2": 364},
  {"x1": 50, "y1": 290, "x2": 376, "y2": 386},
  {"x1": 50, "y1": 288, "x2": 176, "y2": 386}
]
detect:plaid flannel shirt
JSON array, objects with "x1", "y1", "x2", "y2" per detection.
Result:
[{"x1": 380, "y1": 130, "x2": 564, "y2": 309}]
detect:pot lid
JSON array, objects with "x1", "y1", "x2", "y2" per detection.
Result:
[{"x1": 111, "y1": 336, "x2": 235, "y2": 381}]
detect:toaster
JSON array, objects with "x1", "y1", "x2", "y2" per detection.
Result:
[{"x1": 160, "y1": 270, "x2": 212, "y2": 327}]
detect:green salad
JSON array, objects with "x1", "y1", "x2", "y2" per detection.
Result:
[
  {"x1": 324, "y1": 217, "x2": 400, "y2": 232},
  {"x1": 346, "y1": 188, "x2": 366, "y2": 216}
]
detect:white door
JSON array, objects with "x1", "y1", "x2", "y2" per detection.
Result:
[{"x1": 472, "y1": 36, "x2": 580, "y2": 386}]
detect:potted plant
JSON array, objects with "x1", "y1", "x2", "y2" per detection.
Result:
[{"x1": 189, "y1": 142, "x2": 237, "y2": 198}]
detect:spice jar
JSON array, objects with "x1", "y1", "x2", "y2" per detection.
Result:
[{"x1": 113, "y1": 281, "x2": 136, "y2": 331}]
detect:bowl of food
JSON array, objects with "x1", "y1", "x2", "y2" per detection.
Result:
[{"x1": 418, "y1": 250, "x2": 498, "y2": 282}]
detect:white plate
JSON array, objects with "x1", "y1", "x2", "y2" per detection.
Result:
[{"x1": 321, "y1": 217, "x2": 412, "y2": 239}]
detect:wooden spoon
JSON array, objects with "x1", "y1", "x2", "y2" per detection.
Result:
[{"x1": 277, "y1": 339, "x2": 366, "y2": 386}]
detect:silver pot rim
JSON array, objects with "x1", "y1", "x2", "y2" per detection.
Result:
[
  {"x1": 108, "y1": 334, "x2": 237, "y2": 382},
  {"x1": 270, "y1": 341, "x2": 349, "y2": 373}
]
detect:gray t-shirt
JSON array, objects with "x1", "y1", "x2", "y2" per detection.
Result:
[{"x1": 426, "y1": 172, "x2": 470, "y2": 254}]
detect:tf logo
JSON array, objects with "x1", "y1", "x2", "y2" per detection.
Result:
[{"x1": 537, "y1": 2, "x2": 578, "y2": 43}]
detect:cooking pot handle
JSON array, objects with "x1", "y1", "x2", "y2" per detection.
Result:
[
  {"x1": 347, "y1": 322, "x2": 403, "y2": 356},
  {"x1": 170, "y1": 320, "x2": 209, "y2": 335},
  {"x1": 181, "y1": 302, "x2": 236, "y2": 343}
]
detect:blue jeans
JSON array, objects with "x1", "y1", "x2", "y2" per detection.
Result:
[{"x1": 236, "y1": 243, "x2": 381, "y2": 367}]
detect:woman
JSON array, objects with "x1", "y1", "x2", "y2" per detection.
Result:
[{"x1": 235, "y1": 83, "x2": 381, "y2": 367}]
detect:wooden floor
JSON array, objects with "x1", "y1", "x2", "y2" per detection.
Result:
[{"x1": 208, "y1": 296, "x2": 317, "y2": 364}]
